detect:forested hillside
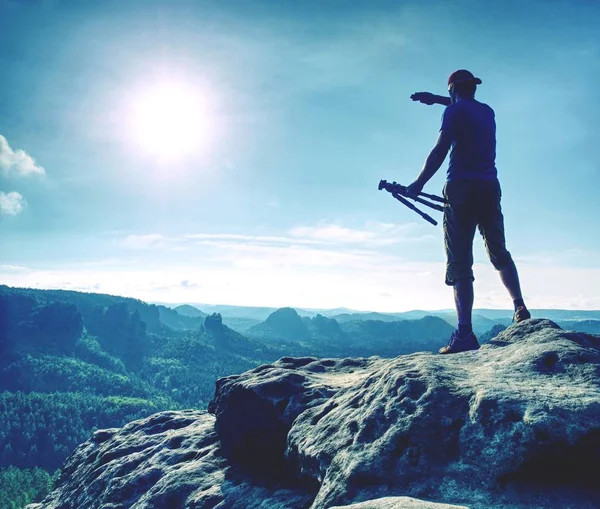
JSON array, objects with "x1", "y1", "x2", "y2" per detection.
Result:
[
  {"x1": 0, "y1": 286, "x2": 291, "y2": 507},
  {"x1": 245, "y1": 307, "x2": 455, "y2": 356}
]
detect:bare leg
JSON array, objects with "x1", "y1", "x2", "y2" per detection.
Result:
[
  {"x1": 454, "y1": 279, "x2": 474, "y2": 326},
  {"x1": 440, "y1": 278, "x2": 479, "y2": 353},
  {"x1": 498, "y1": 261, "x2": 523, "y2": 302}
]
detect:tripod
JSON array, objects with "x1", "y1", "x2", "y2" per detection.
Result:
[{"x1": 378, "y1": 180, "x2": 446, "y2": 226}]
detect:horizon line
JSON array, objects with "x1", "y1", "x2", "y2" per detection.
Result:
[{"x1": 3, "y1": 284, "x2": 600, "y2": 314}]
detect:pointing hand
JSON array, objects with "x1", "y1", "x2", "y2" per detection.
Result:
[{"x1": 410, "y1": 92, "x2": 436, "y2": 105}]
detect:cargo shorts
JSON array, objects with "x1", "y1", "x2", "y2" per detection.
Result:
[{"x1": 443, "y1": 179, "x2": 514, "y2": 286}]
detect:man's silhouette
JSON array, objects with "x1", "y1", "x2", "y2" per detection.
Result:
[{"x1": 407, "y1": 70, "x2": 530, "y2": 354}]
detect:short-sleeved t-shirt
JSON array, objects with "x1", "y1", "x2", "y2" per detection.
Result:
[{"x1": 440, "y1": 100, "x2": 498, "y2": 182}]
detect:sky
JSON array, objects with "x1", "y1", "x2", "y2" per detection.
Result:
[{"x1": 1, "y1": 0, "x2": 599, "y2": 312}]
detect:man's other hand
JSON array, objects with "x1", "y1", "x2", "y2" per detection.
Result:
[
  {"x1": 406, "y1": 180, "x2": 424, "y2": 198},
  {"x1": 410, "y1": 92, "x2": 436, "y2": 105}
]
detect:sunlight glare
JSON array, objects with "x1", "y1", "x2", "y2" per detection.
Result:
[{"x1": 129, "y1": 81, "x2": 211, "y2": 161}]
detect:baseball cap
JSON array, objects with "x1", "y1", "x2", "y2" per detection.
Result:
[{"x1": 448, "y1": 69, "x2": 482, "y2": 85}]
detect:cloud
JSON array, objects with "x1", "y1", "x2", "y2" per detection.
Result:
[
  {"x1": 513, "y1": 248, "x2": 599, "y2": 269},
  {"x1": 0, "y1": 191, "x2": 26, "y2": 215},
  {"x1": 0, "y1": 135, "x2": 45, "y2": 177},
  {"x1": 118, "y1": 222, "x2": 434, "y2": 264},
  {"x1": 3, "y1": 255, "x2": 600, "y2": 312},
  {"x1": 291, "y1": 224, "x2": 376, "y2": 244},
  {"x1": 116, "y1": 222, "x2": 436, "y2": 279},
  {"x1": 180, "y1": 280, "x2": 200, "y2": 288},
  {"x1": 120, "y1": 234, "x2": 169, "y2": 249},
  {"x1": 107, "y1": 222, "x2": 445, "y2": 310},
  {"x1": 289, "y1": 221, "x2": 434, "y2": 246},
  {"x1": 207, "y1": 241, "x2": 385, "y2": 271},
  {"x1": 0, "y1": 264, "x2": 30, "y2": 272},
  {"x1": 120, "y1": 232, "x2": 311, "y2": 250},
  {"x1": 183, "y1": 233, "x2": 323, "y2": 245}
]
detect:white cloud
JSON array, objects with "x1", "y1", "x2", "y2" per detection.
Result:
[
  {"x1": 119, "y1": 222, "x2": 433, "y2": 254},
  {"x1": 122, "y1": 221, "x2": 433, "y2": 250},
  {"x1": 71, "y1": 226, "x2": 597, "y2": 311},
  {"x1": 183, "y1": 233, "x2": 324, "y2": 245},
  {"x1": 0, "y1": 135, "x2": 45, "y2": 177},
  {"x1": 3, "y1": 256, "x2": 600, "y2": 313},
  {"x1": 121, "y1": 232, "x2": 325, "y2": 250},
  {"x1": 120, "y1": 234, "x2": 169, "y2": 249},
  {"x1": 290, "y1": 221, "x2": 434, "y2": 246},
  {"x1": 291, "y1": 224, "x2": 375, "y2": 243},
  {"x1": 473, "y1": 262, "x2": 600, "y2": 310},
  {"x1": 208, "y1": 241, "x2": 385, "y2": 271},
  {"x1": 513, "y1": 248, "x2": 599, "y2": 268},
  {"x1": 0, "y1": 260, "x2": 448, "y2": 312},
  {"x1": 0, "y1": 191, "x2": 26, "y2": 216},
  {"x1": 0, "y1": 264, "x2": 30, "y2": 272}
]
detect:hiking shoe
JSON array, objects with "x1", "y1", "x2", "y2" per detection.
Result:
[
  {"x1": 513, "y1": 306, "x2": 531, "y2": 323},
  {"x1": 439, "y1": 330, "x2": 480, "y2": 354}
]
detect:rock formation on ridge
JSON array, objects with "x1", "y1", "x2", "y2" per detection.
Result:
[{"x1": 27, "y1": 319, "x2": 600, "y2": 508}]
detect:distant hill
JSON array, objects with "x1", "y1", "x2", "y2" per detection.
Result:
[
  {"x1": 471, "y1": 309, "x2": 600, "y2": 322},
  {"x1": 431, "y1": 311, "x2": 510, "y2": 335},
  {"x1": 479, "y1": 323, "x2": 508, "y2": 343},
  {"x1": 155, "y1": 301, "x2": 600, "y2": 326},
  {"x1": 164, "y1": 304, "x2": 600, "y2": 349},
  {"x1": 245, "y1": 307, "x2": 455, "y2": 357},
  {"x1": 156, "y1": 303, "x2": 360, "y2": 321},
  {"x1": 386, "y1": 310, "x2": 432, "y2": 320},
  {"x1": 557, "y1": 319, "x2": 600, "y2": 335},
  {"x1": 330, "y1": 312, "x2": 403, "y2": 323},
  {"x1": 147, "y1": 297, "x2": 600, "y2": 339},
  {"x1": 221, "y1": 317, "x2": 262, "y2": 333},
  {"x1": 306, "y1": 314, "x2": 345, "y2": 340},
  {"x1": 173, "y1": 305, "x2": 207, "y2": 318},
  {"x1": 247, "y1": 307, "x2": 310, "y2": 342},
  {"x1": 295, "y1": 306, "x2": 358, "y2": 318},
  {"x1": 187, "y1": 304, "x2": 282, "y2": 321},
  {"x1": 0, "y1": 284, "x2": 164, "y2": 335},
  {"x1": 157, "y1": 306, "x2": 205, "y2": 331},
  {"x1": 340, "y1": 316, "x2": 455, "y2": 356}
]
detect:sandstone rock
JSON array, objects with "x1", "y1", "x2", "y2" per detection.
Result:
[
  {"x1": 212, "y1": 319, "x2": 600, "y2": 508},
  {"x1": 28, "y1": 410, "x2": 314, "y2": 508},
  {"x1": 207, "y1": 355, "x2": 386, "y2": 478},
  {"x1": 330, "y1": 496, "x2": 468, "y2": 508},
  {"x1": 204, "y1": 312, "x2": 223, "y2": 331},
  {"x1": 29, "y1": 319, "x2": 600, "y2": 508}
]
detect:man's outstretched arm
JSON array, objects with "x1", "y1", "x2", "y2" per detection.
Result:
[
  {"x1": 410, "y1": 92, "x2": 451, "y2": 106},
  {"x1": 406, "y1": 129, "x2": 453, "y2": 197}
]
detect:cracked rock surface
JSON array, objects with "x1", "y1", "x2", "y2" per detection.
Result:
[{"x1": 29, "y1": 320, "x2": 600, "y2": 508}]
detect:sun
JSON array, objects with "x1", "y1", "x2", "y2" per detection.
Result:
[{"x1": 129, "y1": 81, "x2": 211, "y2": 160}]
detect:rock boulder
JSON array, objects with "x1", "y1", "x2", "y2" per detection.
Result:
[{"x1": 29, "y1": 319, "x2": 600, "y2": 508}]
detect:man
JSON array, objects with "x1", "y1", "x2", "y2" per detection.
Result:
[{"x1": 406, "y1": 69, "x2": 530, "y2": 355}]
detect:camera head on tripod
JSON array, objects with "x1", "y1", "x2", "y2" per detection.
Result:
[
  {"x1": 377, "y1": 178, "x2": 446, "y2": 226},
  {"x1": 378, "y1": 179, "x2": 403, "y2": 193}
]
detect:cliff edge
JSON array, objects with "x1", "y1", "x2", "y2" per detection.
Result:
[{"x1": 28, "y1": 319, "x2": 600, "y2": 508}]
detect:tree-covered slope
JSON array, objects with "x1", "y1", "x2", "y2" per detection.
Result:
[
  {"x1": 0, "y1": 286, "x2": 292, "y2": 506},
  {"x1": 245, "y1": 308, "x2": 455, "y2": 357}
]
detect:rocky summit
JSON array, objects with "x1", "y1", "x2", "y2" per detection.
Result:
[{"x1": 27, "y1": 319, "x2": 600, "y2": 508}]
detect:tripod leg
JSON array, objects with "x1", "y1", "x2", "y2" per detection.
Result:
[{"x1": 392, "y1": 193, "x2": 438, "y2": 226}]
